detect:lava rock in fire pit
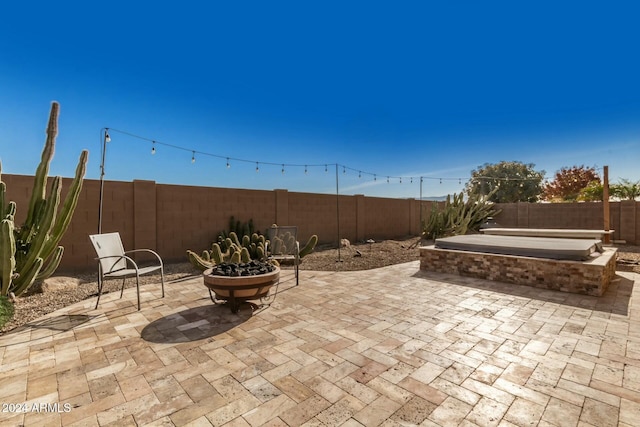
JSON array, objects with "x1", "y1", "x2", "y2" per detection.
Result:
[{"x1": 210, "y1": 261, "x2": 276, "y2": 277}]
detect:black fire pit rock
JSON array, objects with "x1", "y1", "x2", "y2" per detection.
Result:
[{"x1": 209, "y1": 261, "x2": 276, "y2": 277}]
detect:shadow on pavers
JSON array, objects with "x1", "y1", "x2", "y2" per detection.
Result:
[
  {"x1": 141, "y1": 303, "x2": 253, "y2": 343},
  {"x1": 412, "y1": 270, "x2": 633, "y2": 315}
]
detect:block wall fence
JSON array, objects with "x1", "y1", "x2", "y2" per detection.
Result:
[
  {"x1": 3, "y1": 173, "x2": 631, "y2": 272},
  {"x1": 3, "y1": 174, "x2": 426, "y2": 272}
]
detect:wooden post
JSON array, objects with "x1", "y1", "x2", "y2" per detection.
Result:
[{"x1": 603, "y1": 165, "x2": 610, "y2": 244}]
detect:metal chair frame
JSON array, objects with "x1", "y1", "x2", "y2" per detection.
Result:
[
  {"x1": 266, "y1": 225, "x2": 300, "y2": 286},
  {"x1": 89, "y1": 232, "x2": 165, "y2": 310}
]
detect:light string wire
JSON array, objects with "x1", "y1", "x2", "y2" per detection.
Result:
[{"x1": 105, "y1": 128, "x2": 549, "y2": 184}]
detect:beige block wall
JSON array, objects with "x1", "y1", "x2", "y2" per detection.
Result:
[
  {"x1": 494, "y1": 201, "x2": 623, "y2": 242},
  {"x1": 3, "y1": 173, "x2": 637, "y2": 271}
]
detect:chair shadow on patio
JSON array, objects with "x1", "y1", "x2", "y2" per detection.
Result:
[
  {"x1": 412, "y1": 270, "x2": 633, "y2": 316},
  {"x1": 23, "y1": 314, "x2": 97, "y2": 332},
  {"x1": 140, "y1": 302, "x2": 254, "y2": 344}
]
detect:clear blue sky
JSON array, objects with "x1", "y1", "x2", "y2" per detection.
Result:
[{"x1": 1, "y1": 1, "x2": 638, "y2": 199}]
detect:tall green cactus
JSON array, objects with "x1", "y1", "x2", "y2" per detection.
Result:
[
  {"x1": 0, "y1": 219, "x2": 16, "y2": 296},
  {"x1": 0, "y1": 102, "x2": 88, "y2": 297}
]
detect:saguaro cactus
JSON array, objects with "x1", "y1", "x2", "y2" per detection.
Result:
[{"x1": 0, "y1": 102, "x2": 88, "y2": 296}]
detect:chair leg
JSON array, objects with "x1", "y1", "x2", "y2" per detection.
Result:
[
  {"x1": 135, "y1": 274, "x2": 141, "y2": 311},
  {"x1": 120, "y1": 278, "x2": 126, "y2": 298},
  {"x1": 160, "y1": 267, "x2": 165, "y2": 298},
  {"x1": 295, "y1": 260, "x2": 299, "y2": 286},
  {"x1": 95, "y1": 276, "x2": 103, "y2": 309}
]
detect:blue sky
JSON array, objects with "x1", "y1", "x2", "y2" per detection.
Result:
[{"x1": 1, "y1": 1, "x2": 639, "y2": 199}]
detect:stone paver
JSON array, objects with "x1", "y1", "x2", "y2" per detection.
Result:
[{"x1": 1, "y1": 262, "x2": 639, "y2": 426}]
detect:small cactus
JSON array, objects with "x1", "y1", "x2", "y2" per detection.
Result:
[
  {"x1": 211, "y1": 243, "x2": 224, "y2": 264},
  {"x1": 187, "y1": 250, "x2": 214, "y2": 271},
  {"x1": 229, "y1": 231, "x2": 240, "y2": 247},
  {"x1": 188, "y1": 227, "x2": 270, "y2": 270},
  {"x1": 240, "y1": 247, "x2": 250, "y2": 263},
  {"x1": 299, "y1": 234, "x2": 318, "y2": 258},
  {"x1": 230, "y1": 251, "x2": 241, "y2": 264}
]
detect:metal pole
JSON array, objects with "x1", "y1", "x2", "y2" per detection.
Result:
[
  {"x1": 336, "y1": 163, "x2": 342, "y2": 262},
  {"x1": 98, "y1": 128, "x2": 109, "y2": 234},
  {"x1": 603, "y1": 165, "x2": 610, "y2": 244},
  {"x1": 419, "y1": 177, "x2": 423, "y2": 236}
]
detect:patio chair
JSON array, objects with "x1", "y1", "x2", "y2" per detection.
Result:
[
  {"x1": 89, "y1": 232, "x2": 165, "y2": 310},
  {"x1": 266, "y1": 225, "x2": 300, "y2": 286}
]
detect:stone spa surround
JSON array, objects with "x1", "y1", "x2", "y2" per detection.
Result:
[{"x1": 420, "y1": 245, "x2": 617, "y2": 296}]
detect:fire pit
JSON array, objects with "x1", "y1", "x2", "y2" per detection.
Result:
[{"x1": 203, "y1": 261, "x2": 280, "y2": 313}]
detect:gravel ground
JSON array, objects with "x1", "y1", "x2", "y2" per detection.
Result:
[{"x1": 1, "y1": 236, "x2": 638, "y2": 334}]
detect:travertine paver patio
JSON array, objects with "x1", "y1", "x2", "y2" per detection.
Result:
[{"x1": 1, "y1": 261, "x2": 640, "y2": 426}]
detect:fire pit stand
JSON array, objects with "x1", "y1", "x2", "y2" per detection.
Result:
[{"x1": 203, "y1": 265, "x2": 280, "y2": 313}]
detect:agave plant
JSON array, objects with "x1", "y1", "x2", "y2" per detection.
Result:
[{"x1": 422, "y1": 188, "x2": 500, "y2": 239}]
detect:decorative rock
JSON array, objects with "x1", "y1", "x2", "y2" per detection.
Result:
[
  {"x1": 209, "y1": 261, "x2": 276, "y2": 277},
  {"x1": 41, "y1": 277, "x2": 81, "y2": 293}
]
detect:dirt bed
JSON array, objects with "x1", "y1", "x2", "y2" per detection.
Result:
[{"x1": 2, "y1": 237, "x2": 638, "y2": 334}]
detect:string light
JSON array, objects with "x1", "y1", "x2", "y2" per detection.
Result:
[{"x1": 105, "y1": 129, "x2": 546, "y2": 190}]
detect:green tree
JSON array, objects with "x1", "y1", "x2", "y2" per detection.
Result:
[
  {"x1": 466, "y1": 161, "x2": 545, "y2": 203},
  {"x1": 578, "y1": 180, "x2": 604, "y2": 201},
  {"x1": 611, "y1": 178, "x2": 640, "y2": 200},
  {"x1": 542, "y1": 165, "x2": 600, "y2": 202}
]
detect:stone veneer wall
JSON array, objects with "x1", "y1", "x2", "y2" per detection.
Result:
[{"x1": 420, "y1": 246, "x2": 618, "y2": 296}]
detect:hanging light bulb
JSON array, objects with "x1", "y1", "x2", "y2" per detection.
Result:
[
  {"x1": 343, "y1": 166, "x2": 346, "y2": 174},
  {"x1": 256, "y1": 162, "x2": 259, "y2": 173},
  {"x1": 151, "y1": 141, "x2": 156, "y2": 155},
  {"x1": 439, "y1": 178, "x2": 442, "y2": 184},
  {"x1": 400, "y1": 177, "x2": 402, "y2": 184},
  {"x1": 325, "y1": 164, "x2": 328, "y2": 173},
  {"x1": 104, "y1": 129, "x2": 111, "y2": 142},
  {"x1": 304, "y1": 165, "x2": 308, "y2": 175},
  {"x1": 459, "y1": 178, "x2": 461, "y2": 184},
  {"x1": 282, "y1": 164, "x2": 285, "y2": 174},
  {"x1": 358, "y1": 171, "x2": 361, "y2": 178},
  {"x1": 374, "y1": 174, "x2": 377, "y2": 181},
  {"x1": 191, "y1": 151, "x2": 196, "y2": 163},
  {"x1": 410, "y1": 177, "x2": 413, "y2": 184},
  {"x1": 387, "y1": 176, "x2": 390, "y2": 183},
  {"x1": 226, "y1": 158, "x2": 230, "y2": 169}
]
